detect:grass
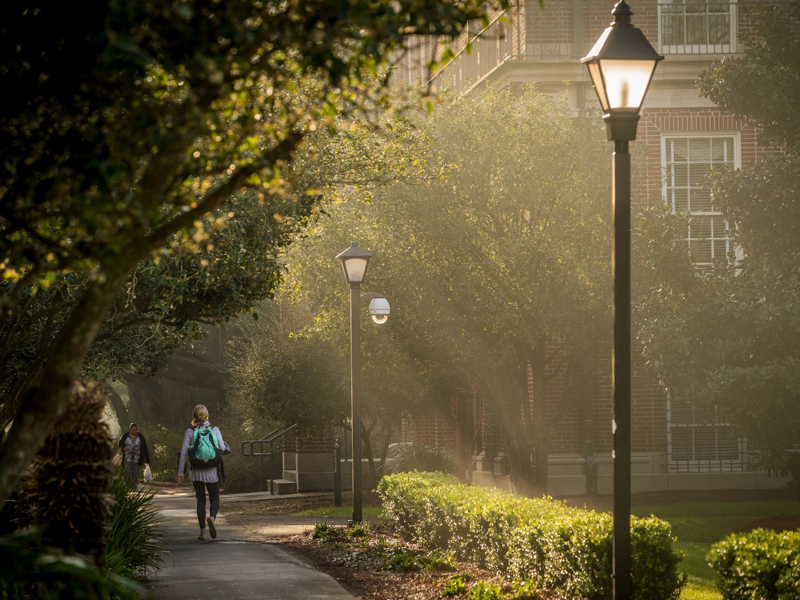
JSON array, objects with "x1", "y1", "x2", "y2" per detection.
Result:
[
  {"x1": 632, "y1": 500, "x2": 800, "y2": 600},
  {"x1": 294, "y1": 506, "x2": 384, "y2": 519}
]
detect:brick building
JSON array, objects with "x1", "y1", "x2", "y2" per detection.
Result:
[{"x1": 393, "y1": 0, "x2": 793, "y2": 495}]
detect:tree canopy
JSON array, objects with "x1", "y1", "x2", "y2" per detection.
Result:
[
  {"x1": 256, "y1": 86, "x2": 612, "y2": 495},
  {"x1": 0, "y1": 0, "x2": 508, "y2": 503}
]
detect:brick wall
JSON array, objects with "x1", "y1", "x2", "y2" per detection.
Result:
[{"x1": 285, "y1": 425, "x2": 335, "y2": 453}]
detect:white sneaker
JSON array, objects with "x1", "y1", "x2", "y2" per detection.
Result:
[{"x1": 198, "y1": 531, "x2": 206, "y2": 541}]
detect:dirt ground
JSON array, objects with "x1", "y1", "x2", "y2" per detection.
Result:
[{"x1": 221, "y1": 487, "x2": 798, "y2": 600}]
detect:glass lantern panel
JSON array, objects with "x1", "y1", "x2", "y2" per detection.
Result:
[
  {"x1": 598, "y1": 59, "x2": 657, "y2": 110},
  {"x1": 587, "y1": 62, "x2": 609, "y2": 111},
  {"x1": 343, "y1": 258, "x2": 368, "y2": 283}
]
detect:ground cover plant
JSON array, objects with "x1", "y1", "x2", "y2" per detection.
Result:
[
  {"x1": 632, "y1": 499, "x2": 800, "y2": 600},
  {"x1": 379, "y1": 472, "x2": 685, "y2": 600},
  {"x1": 306, "y1": 522, "x2": 546, "y2": 599}
]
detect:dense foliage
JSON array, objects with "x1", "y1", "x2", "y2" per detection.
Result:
[
  {"x1": 708, "y1": 528, "x2": 800, "y2": 600},
  {"x1": 636, "y1": 2, "x2": 800, "y2": 476},
  {"x1": 104, "y1": 469, "x2": 163, "y2": 579},
  {"x1": 14, "y1": 381, "x2": 112, "y2": 563},
  {"x1": 0, "y1": 0, "x2": 508, "y2": 506},
  {"x1": 272, "y1": 86, "x2": 612, "y2": 494},
  {"x1": 0, "y1": 529, "x2": 139, "y2": 600},
  {"x1": 378, "y1": 473, "x2": 685, "y2": 600},
  {"x1": 381, "y1": 443, "x2": 459, "y2": 476}
]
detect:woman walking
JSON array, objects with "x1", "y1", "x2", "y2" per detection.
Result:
[
  {"x1": 178, "y1": 405, "x2": 226, "y2": 540},
  {"x1": 118, "y1": 423, "x2": 151, "y2": 488}
]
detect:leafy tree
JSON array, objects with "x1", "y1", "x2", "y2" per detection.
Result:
[
  {"x1": 0, "y1": 190, "x2": 313, "y2": 430},
  {"x1": 636, "y1": 3, "x2": 800, "y2": 477},
  {"x1": 0, "y1": 0, "x2": 507, "y2": 503},
  {"x1": 278, "y1": 86, "x2": 612, "y2": 495}
]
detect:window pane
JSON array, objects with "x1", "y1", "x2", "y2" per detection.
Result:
[
  {"x1": 673, "y1": 189, "x2": 689, "y2": 211},
  {"x1": 711, "y1": 215, "x2": 727, "y2": 236},
  {"x1": 690, "y1": 188, "x2": 712, "y2": 211},
  {"x1": 689, "y1": 217, "x2": 712, "y2": 239},
  {"x1": 664, "y1": 136, "x2": 736, "y2": 264},
  {"x1": 670, "y1": 138, "x2": 688, "y2": 161},
  {"x1": 671, "y1": 163, "x2": 689, "y2": 187},
  {"x1": 689, "y1": 138, "x2": 711, "y2": 162},
  {"x1": 694, "y1": 428, "x2": 717, "y2": 461},
  {"x1": 717, "y1": 427, "x2": 740, "y2": 460},
  {"x1": 691, "y1": 239, "x2": 712, "y2": 262},
  {"x1": 671, "y1": 429, "x2": 692, "y2": 461}
]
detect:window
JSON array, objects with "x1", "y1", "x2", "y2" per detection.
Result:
[
  {"x1": 659, "y1": 0, "x2": 737, "y2": 54},
  {"x1": 667, "y1": 397, "x2": 746, "y2": 473},
  {"x1": 663, "y1": 135, "x2": 738, "y2": 264}
]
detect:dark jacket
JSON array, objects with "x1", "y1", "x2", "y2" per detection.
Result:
[{"x1": 118, "y1": 432, "x2": 150, "y2": 467}]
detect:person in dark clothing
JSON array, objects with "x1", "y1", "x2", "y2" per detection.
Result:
[{"x1": 117, "y1": 423, "x2": 150, "y2": 488}]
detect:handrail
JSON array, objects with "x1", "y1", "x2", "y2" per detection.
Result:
[{"x1": 240, "y1": 424, "x2": 297, "y2": 494}]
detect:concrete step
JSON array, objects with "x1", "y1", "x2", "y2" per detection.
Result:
[{"x1": 270, "y1": 479, "x2": 298, "y2": 495}]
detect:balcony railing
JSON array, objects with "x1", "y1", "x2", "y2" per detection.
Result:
[
  {"x1": 426, "y1": 1, "x2": 795, "y2": 94},
  {"x1": 428, "y1": 2, "x2": 579, "y2": 95}
]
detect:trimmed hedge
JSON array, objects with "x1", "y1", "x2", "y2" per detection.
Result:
[
  {"x1": 377, "y1": 472, "x2": 685, "y2": 600},
  {"x1": 708, "y1": 528, "x2": 800, "y2": 600}
]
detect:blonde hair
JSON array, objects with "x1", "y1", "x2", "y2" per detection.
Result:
[{"x1": 192, "y1": 405, "x2": 209, "y2": 426}]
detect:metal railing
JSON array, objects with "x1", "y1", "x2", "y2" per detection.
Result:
[
  {"x1": 426, "y1": 1, "x2": 795, "y2": 95},
  {"x1": 241, "y1": 423, "x2": 297, "y2": 494},
  {"x1": 666, "y1": 400, "x2": 746, "y2": 473}
]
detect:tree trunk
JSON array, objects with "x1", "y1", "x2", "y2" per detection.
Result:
[
  {"x1": 482, "y1": 373, "x2": 538, "y2": 497},
  {"x1": 106, "y1": 385, "x2": 130, "y2": 432},
  {"x1": 0, "y1": 272, "x2": 128, "y2": 504},
  {"x1": 361, "y1": 419, "x2": 379, "y2": 488}
]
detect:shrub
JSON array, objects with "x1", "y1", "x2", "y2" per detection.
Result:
[
  {"x1": 378, "y1": 472, "x2": 685, "y2": 600},
  {"x1": 381, "y1": 443, "x2": 459, "y2": 476},
  {"x1": 0, "y1": 529, "x2": 140, "y2": 600},
  {"x1": 15, "y1": 380, "x2": 113, "y2": 563},
  {"x1": 708, "y1": 528, "x2": 800, "y2": 600},
  {"x1": 104, "y1": 469, "x2": 164, "y2": 578}
]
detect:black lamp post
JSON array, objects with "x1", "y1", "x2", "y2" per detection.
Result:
[
  {"x1": 335, "y1": 241, "x2": 391, "y2": 524},
  {"x1": 336, "y1": 241, "x2": 372, "y2": 524},
  {"x1": 581, "y1": 3, "x2": 662, "y2": 600}
]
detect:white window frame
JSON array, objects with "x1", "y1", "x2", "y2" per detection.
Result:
[
  {"x1": 666, "y1": 395, "x2": 748, "y2": 473},
  {"x1": 661, "y1": 132, "x2": 741, "y2": 265},
  {"x1": 657, "y1": 0, "x2": 738, "y2": 55}
]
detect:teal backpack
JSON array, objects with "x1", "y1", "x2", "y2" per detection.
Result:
[{"x1": 189, "y1": 426, "x2": 222, "y2": 469}]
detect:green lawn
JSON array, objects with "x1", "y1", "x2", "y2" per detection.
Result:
[
  {"x1": 294, "y1": 506, "x2": 384, "y2": 519},
  {"x1": 632, "y1": 500, "x2": 800, "y2": 600}
]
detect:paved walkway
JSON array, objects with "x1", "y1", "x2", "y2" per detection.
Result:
[{"x1": 143, "y1": 491, "x2": 357, "y2": 600}]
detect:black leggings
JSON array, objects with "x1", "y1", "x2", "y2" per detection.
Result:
[{"x1": 192, "y1": 481, "x2": 220, "y2": 529}]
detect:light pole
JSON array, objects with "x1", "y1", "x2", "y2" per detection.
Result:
[
  {"x1": 335, "y1": 241, "x2": 390, "y2": 524},
  {"x1": 581, "y1": 3, "x2": 661, "y2": 600}
]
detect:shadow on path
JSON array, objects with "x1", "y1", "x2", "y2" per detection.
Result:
[{"x1": 143, "y1": 492, "x2": 356, "y2": 600}]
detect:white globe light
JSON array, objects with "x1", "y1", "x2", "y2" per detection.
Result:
[{"x1": 368, "y1": 297, "x2": 390, "y2": 325}]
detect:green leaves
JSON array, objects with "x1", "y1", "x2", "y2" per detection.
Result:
[
  {"x1": 708, "y1": 529, "x2": 800, "y2": 600},
  {"x1": 378, "y1": 473, "x2": 685, "y2": 600}
]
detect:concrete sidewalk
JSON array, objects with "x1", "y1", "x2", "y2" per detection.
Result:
[{"x1": 143, "y1": 491, "x2": 356, "y2": 599}]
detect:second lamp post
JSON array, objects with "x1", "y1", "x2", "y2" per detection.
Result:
[
  {"x1": 581, "y1": 2, "x2": 662, "y2": 599},
  {"x1": 336, "y1": 241, "x2": 390, "y2": 524}
]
